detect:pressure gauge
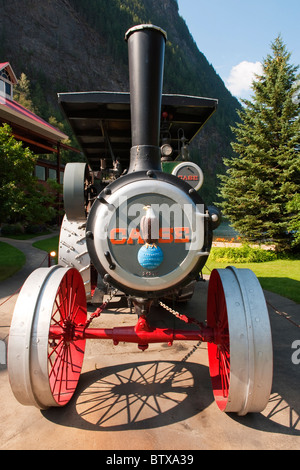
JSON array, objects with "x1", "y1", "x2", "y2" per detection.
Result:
[
  {"x1": 172, "y1": 162, "x2": 204, "y2": 191},
  {"x1": 161, "y1": 143, "x2": 173, "y2": 158}
]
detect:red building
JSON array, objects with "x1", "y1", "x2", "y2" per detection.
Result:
[{"x1": 0, "y1": 62, "x2": 77, "y2": 183}]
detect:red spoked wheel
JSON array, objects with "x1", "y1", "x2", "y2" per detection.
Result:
[
  {"x1": 207, "y1": 267, "x2": 273, "y2": 415},
  {"x1": 8, "y1": 266, "x2": 87, "y2": 409},
  {"x1": 48, "y1": 268, "x2": 87, "y2": 406},
  {"x1": 207, "y1": 270, "x2": 230, "y2": 411}
]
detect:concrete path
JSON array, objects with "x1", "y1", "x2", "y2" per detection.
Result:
[
  {"x1": 0, "y1": 232, "x2": 58, "y2": 345},
  {"x1": 0, "y1": 235, "x2": 299, "y2": 450}
]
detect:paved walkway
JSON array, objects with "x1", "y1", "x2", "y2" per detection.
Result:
[{"x1": 0, "y1": 232, "x2": 59, "y2": 345}]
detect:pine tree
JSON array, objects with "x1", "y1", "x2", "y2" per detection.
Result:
[
  {"x1": 13, "y1": 72, "x2": 37, "y2": 113},
  {"x1": 218, "y1": 36, "x2": 300, "y2": 250}
]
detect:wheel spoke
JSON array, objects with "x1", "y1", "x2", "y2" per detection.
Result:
[
  {"x1": 57, "y1": 285, "x2": 67, "y2": 320},
  {"x1": 48, "y1": 338, "x2": 63, "y2": 362},
  {"x1": 70, "y1": 289, "x2": 78, "y2": 322},
  {"x1": 52, "y1": 297, "x2": 64, "y2": 323},
  {"x1": 218, "y1": 347, "x2": 230, "y2": 398},
  {"x1": 57, "y1": 345, "x2": 68, "y2": 402},
  {"x1": 49, "y1": 341, "x2": 64, "y2": 392},
  {"x1": 67, "y1": 272, "x2": 75, "y2": 321},
  {"x1": 207, "y1": 269, "x2": 231, "y2": 411},
  {"x1": 47, "y1": 268, "x2": 87, "y2": 406}
]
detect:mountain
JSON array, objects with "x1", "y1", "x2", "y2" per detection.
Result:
[{"x1": 0, "y1": 0, "x2": 241, "y2": 202}]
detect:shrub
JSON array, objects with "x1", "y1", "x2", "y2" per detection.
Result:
[
  {"x1": 1, "y1": 223, "x2": 25, "y2": 236},
  {"x1": 210, "y1": 244, "x2": 277, "y2": 263},
  {"x1": 24, "y1": 224, "x2": 47, "y2": 234}
]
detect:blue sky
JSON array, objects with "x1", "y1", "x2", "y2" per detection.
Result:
[{"x1": 177, "y1": 0, "x2": 300, "y2": 100}]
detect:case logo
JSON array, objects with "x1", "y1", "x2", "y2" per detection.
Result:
[{"x1": 109, "y1": 227, "x2": 190, "y2": 245}]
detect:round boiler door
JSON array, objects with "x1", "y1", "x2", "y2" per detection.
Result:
[{"x1": 86, "y1": 177, "x2": 207, "y2": 296}]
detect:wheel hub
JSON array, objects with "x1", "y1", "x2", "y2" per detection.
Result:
[{"x1": 63, "y1": 319, "x2": 76, "y2": 344}]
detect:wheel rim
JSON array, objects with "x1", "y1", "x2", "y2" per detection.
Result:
[
  {"x1": 207, "y1": 270, "x2": 230, "y2": 411},
  {"x1": 8, "y1": 266, "x2": 87, "y2": 409},
  {"x1": 207, "y1": 267, "x2": 273, "y2": 415}
]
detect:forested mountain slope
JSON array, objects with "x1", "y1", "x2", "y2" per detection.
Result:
[{"x1": 0, "y1": 0, "x2": 241, "y2": 202}]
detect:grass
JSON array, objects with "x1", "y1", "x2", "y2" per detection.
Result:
[
  {"x1": 203, "y1": 255, "x2": 300, "y2": 304},
  {"x1": 0, "y1": 236, "x2": 59, "y2": 283},
  {"x1": 0, "y1": 231, "x2": 51, "y2": 240},
  {"x1": 32, "y1": 235, "x2": 59, "y2": 253},
  {"x1": 0, "y1": 241, "x2": 26, "y2": 281},
  {"x1": 33, "y1": 236, "x2": 59, "y2": 264}
]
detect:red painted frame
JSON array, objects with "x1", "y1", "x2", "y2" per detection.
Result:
[{"x1": 49, "y1": 314, "x2": 215, "y2": 352}]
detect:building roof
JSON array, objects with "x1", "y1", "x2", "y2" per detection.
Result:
[
  {"x1": 0, "y1": 95, "x2": 68, "y2": 154},
  {"x1": 0, "y1": 61, "x2": 74, "y2": 154},
  {"x1": 0, "y1": 62, "x2": 18, "y2": 84}
]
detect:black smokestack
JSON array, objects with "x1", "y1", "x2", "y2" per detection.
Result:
[{"x1": 125, "y1": 24, "x2": 167, "y2": 173}]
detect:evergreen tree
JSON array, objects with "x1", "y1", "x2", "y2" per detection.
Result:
[
  {"x1": 13, "y1": 73, "x2": 37, "y2": 112},
  {"x1": 286, "y1": 193, "x2": 300, "y2": 246},
  {"x1": 218, "y1": 36, "x2": 300, "y2": 250}
]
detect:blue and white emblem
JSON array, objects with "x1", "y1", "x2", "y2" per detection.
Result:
[{"x1": 138, "y1": 205, "x2": 163, "y2": 270}]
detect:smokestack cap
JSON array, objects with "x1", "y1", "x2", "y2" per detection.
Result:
[{"x1": 125, "y1": 24, "x2": 167, "y2": 42}]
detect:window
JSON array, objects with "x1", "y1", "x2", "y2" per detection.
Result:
[
  {"x1": 5, "y1": 82, "x2": 11, "y2": 96},
  {"x1": 48, "y1": 168, "x2": 57, "y2": 180},
  {"x1": 0, "y1": 68, "x2": 13, "y2": 99},
  {"x1": 0, "y1": 70, "x2": 10, "y2": 80},
  {"x1": 35, "y1": 165, "x2": 46, "y2": 181}
]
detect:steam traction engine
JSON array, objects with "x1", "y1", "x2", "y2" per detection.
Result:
[{"x1": 8, "y1": 25, "x2": 273, "y2": 415}]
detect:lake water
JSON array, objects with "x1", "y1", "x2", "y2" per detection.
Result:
[{"x1": 212, "y1": 222, "x2": 240, "y2": 241}]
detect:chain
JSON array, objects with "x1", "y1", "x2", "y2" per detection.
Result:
[
  {"x1": 82, "y1": 288, "x2": 118, "y2": 330},
  {"x1": 159, "y1": 301, "x2": 204, "y2": 329},
  {"x1": 159, "y1": 301, "x2": 204, "y2": 363},
  {"x1": 84, "y1": 294, "x2": 203, "y2": 331},
  {"x1": 160, "y1": 298, "x2": 300, "y2": 331}
]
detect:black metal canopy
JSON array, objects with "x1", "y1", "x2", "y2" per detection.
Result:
[{"x1": 58, "y1": 91, "x2": 218, "y2": 172}]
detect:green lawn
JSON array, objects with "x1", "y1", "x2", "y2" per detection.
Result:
[
  {"x1": 203, "y1": 257, "x2": 300, "y2": 303},
  {"x1": 1, "y1": 230, "x2": 51, "y2": 240},
  {"x1": 0, "y1": 241, "x2": 26, "y2": 281},
  {"x1": 32, "y1": 236, "x2": 59, "y2": 253},
  {"x1": 33, "y1": 236, "x2": 59, "y2": 264}
]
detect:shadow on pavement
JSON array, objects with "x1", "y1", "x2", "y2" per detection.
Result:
[{"x1": 43, "y1": 359, "x2": 213, "y2": 431}]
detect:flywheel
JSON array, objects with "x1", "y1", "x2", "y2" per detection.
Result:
[{"x1": 63, "y1": 162, "x2": 93, "y2": 221}]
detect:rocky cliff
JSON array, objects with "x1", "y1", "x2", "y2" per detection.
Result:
[
  {"x1": 0, "y1": 0, "x2": 240, "y2": 202},
  {"x1": 1, "y1": 0, "x2": 127, "y2": 94}
]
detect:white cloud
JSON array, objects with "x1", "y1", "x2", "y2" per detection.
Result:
[{"x1": 226, "y1": 61, "x2": 263, "y2": 99}]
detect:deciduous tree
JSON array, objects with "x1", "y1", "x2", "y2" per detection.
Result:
[{"x1": 0, "y1": 124, "x2": 59, "y2": 226}]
